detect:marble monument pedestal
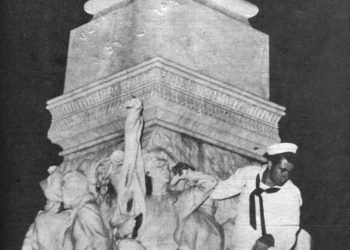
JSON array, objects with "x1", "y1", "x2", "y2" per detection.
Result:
[
  {"x1": 46, "y1": 0, "x2": 285, "y2": 242},
  {"x1": 47, "y1": 59, "x2": 284, "y2": 225}
]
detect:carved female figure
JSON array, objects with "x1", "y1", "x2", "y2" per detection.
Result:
[
  {"x1": 61, "y1": 170, "x2": 113, "y2": 250},
  {"x1": 132, "y1": 151, "x2": 222, "y2": 250},
  {"x1": 22, "y1": 166, "x2": 71, "y2": 250}
]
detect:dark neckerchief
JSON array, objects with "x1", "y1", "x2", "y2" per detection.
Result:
[{"x1": 249, "y1": 174, "x2": 280, "y2": 236}]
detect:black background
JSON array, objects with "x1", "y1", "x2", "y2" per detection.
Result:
[{"x1": 1, "y1": 0, "x2": 349, "y2": 249}]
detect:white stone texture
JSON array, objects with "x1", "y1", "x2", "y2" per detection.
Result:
[
  {"x1": 42, "y1": 2, "x2": 288, "y2": 246},
  {"x1": 195, "y1": 0, "x2": 259, "y2": 19},
  {"x1": 64, "y1": 0, "x2": 269, "y2": 98},
  {"x1": 85, "y1": 0, "x2": 259, "y2": 19},
  {"x1": 53, "y1": 126, "x2": 256, "y2": 228},
  {"x1": 47, "y1": 58, "x2": 284, "y2": 161},
  {"x1": 84, "y1": 0, "x2": 132, "y2": 15}
]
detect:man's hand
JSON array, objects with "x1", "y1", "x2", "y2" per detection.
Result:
[
  {"x1": 125, "y1": 97, "x2": 142, "y2": 109},
  {"x1": 118, "y1": 217, "x2": 136, "y2": 238},
  {"x1": 169, "y1": 162, "x2": 195, "y2": 188},
  {"x1": 252, "y1": 241, "x2": 269, "y2": 250},
  {"x1": 171, "y1": 162, "x2": 195, "y2": 176},
  {"x1": 253, "y1": 234, "x2": 275, "y2": 250}
]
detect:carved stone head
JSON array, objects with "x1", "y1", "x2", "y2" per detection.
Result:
[
  {"x1": 39, "y1": 165, "x2": 64, "y2": 203},
  {"x1": 95, "y1": 158, "x2": 113, "y2": 194},
  {"x1": 144, "y1": 150, "x2": 171, "y2": 185},
  {"x1": 62, "y1": 171, "x2": 91, "y2": 209}
]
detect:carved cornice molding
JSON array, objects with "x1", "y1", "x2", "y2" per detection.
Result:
[{"x1": 47, "y1": 57, "x2": 285, "y2": 158}]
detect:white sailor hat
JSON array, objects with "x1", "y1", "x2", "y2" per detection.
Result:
[{"x1": 266, "y1": 143, "x2": 298, "y2": 155}]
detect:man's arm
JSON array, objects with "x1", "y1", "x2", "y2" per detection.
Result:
[{"x1": 210, "y1": 167, "x2": 246, "y2": 200}]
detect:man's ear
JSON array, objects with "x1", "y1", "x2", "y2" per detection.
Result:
[{"x1": 267, "y1": 160, "x2": 273, "y2": 170}]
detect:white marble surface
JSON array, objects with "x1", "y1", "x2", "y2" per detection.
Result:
[
  {"x1": 39, "y1": 0, "x2": 292, "y2": 247},
  {"x1": 84, "y1": 0, "x2": 131, "y2": 15},
  {"x1": 64, "y1": 0, "x2": 269, "y2": 98},
  {"x1": 195, "y1": 0, "x2": 259, "y2": 19},
  {"x1": 47, "y1": 58, "x2": 284, "y2": 160},
  {"x1": 85, "y1": 0, "x2": 259, "y2": 19}
]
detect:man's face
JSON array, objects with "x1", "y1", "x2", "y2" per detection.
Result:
[
  {"x1": 145, "y1": 154, "x2": 171, "y2": 184},
  {"x1": 62, "y1": 181, "x2": 75, "y2": 208},
  {"x1": 62, "y1": 180, "x2": 85, "y2": 209},
  {"x1": 110, "y1": 161, "x2": 122, "y2": 189},
  {"x1": 269, "y1": 158, "x2": 294, "y2": 186}
]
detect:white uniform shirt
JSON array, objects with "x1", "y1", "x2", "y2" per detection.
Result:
[{"x1": 211, "y1": 165, "x2": 302, "y2": 250}]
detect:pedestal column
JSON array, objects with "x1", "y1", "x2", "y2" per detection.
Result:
[{"x1": 46, "y1": 0, "x2": 285, "y2": 228}]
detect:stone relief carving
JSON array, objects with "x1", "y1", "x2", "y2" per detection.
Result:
[
  {"x1": 61, "y1": 171, "x2": 112, "y2": 250},
  {"x1": 144, "y1": 127, "x2": 256, "y2": 227},
  {"x1": 22, "y1": 166, "x2": 70, "y2": 250},
  {"x1": 27, "y1": 98, "x2": 250, "y2": 249},
  {"x1": 132, "y1": 153, "x2": 223, "y2": 250}
]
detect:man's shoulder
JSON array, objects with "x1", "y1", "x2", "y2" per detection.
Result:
[
  {"x1": 282, "y1": 180, "x2": 302, "y2": 204},
  {"x1": 284, "y1": 180, "x2": 301, "y2": 193},
  {"x1": 239, "y1": 165, "x2": 262, "y2": 175},
  {"x1": 75, "y1": 201, "x2": 106, "y2": 230},
  {"x1": 78, "y1": 201, "x2": 101, "y2": 218},
  {"x1": 81, "y1": 201, "x2": 99, "y2": 210}
]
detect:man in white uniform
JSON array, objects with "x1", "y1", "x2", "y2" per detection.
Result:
[{"x1": 211, "y1": 143, "x2": 304, "y2": 250}]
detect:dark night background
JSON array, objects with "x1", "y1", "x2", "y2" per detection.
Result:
[{"x1": 1, "y1": 0, "x2": 349, "y2": 249}]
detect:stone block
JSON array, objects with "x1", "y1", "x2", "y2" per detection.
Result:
[{"x1": 64, "y1": 0, "x2": 269, "y2": 98}]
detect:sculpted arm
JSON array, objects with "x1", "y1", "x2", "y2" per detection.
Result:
[
  {"x1": 172, "y1": 164, "x2": 218, "y2": 219},
  {"x1": 210, "y1": 167, "x2": 246, "y2": 200},
  {"x1": 117, "y1": 97, "x2": 143, "y2": 191},
  {"x1": 117, "y1": 97, "x2": 146, "y2": 215},
  {"x1": 74, "y1": 205, "x2": 112, "y2": 250}
]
